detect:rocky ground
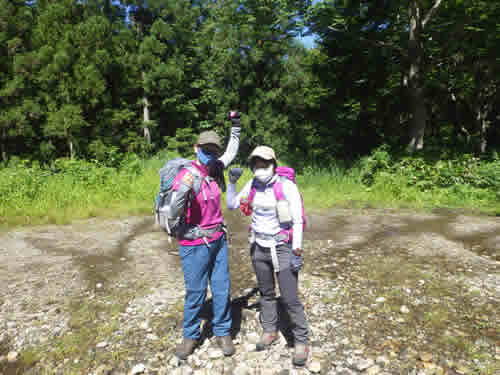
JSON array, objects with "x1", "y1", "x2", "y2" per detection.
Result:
[{"x1": 0, "y1": 209, "x2": 499, "y2": 375}]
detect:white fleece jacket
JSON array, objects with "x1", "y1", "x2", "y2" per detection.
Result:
[{"x1": 226, "y1": 175, "x2": 303, "y2": 250}]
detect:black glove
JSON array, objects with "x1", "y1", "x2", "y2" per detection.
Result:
[
  {"x1": 228, "y1": 167, "x2": 243, "y2": 184},
  {"x1": 228, "y1": 110, "x2": 240, "y2": 127},
  {"x1": 290, "y1": 253, "x2": 303, "y2": 272}
]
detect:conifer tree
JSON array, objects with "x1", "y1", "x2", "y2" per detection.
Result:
[{"x1": 0, "y1": 0, "x2": 36, "y2": 161}]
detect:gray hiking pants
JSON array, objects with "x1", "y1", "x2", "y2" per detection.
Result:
[{"x1": 251, "y1": 243, "x2": 309, "y2": 344}]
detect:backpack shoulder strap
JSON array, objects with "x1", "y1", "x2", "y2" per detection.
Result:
[
  {"x1": 248, "y1": 178, "x2": 258, "y2": 202},
  {"x1": 184, "y1": 165, "x2": 203, "y2": 195},
  {"x1": 273, "y1": 176, "x2": 287, "y2": 201}
]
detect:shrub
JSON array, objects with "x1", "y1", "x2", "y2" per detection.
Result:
[
  {"x1": 359, "y1": 148, "x2": 500, "y2": 193},
  {"x1": 359, "y1": 145, "x2": 392, "y2": 185}
]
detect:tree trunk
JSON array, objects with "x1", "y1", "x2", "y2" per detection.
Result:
[
  {"x1": 137, "y1": 6, "x2": 151, "y2": 146},
  {"x1": 1, "y1": 144, "x2": 6, "y2": 163},
  {"x1": 406, "y1": 0, "x2": 427, "y2": 152},
  {"x1": 477, "y1": 105, "x2": 490, "y2": 154},
  {"x1": 142, "y1": 72, "x2": 151, "y2": 144},
  {"x1": 407, "y1": 86, "x2": 427, "y2": 151},
  {"x1": 65, "y1": 118, "x2": 74, "y2": 159},
  {"x1": 1, "y1": 129, "x2": 6, "y2": 162},
  {"x1": 69, "y1": 134, "x2": 74, "y2": 160}
]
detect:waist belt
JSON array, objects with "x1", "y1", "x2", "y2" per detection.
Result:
[
  {"x1": 182, "y1": 223, "x2": 225, "y2": 241},
  {"x1": 250, "y1": 230, "x2": 289, "y2": 273},
  {"x1": 253, "y1": 231, "x2": 289, "y2": 243}
]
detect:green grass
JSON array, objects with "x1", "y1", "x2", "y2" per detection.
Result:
[{"x1": 1, "y1": 154, "x2": 499, "y2": 229}]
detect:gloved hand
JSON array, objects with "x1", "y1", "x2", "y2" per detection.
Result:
[
  {"x1": 228, "y1": 110, "x2": 240, "y2": 127},
  {"x1": 240, "y1": 198, "x2": 253, "y2": 216},
  {"x1": 290, "y1": 253, "x2": 303, "y2": 272},
  {"x1": 228, "y1": 167, "x2": 243, "y2": 184}
]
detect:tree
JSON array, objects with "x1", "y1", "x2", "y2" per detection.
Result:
[
  {"x1": 33, "y1": 0, "x2": 119, "y2": 158},
  {"x1": 0, "y1": 0, "x2": 36, "y2": 161},
  {"x1": 309, "y1": 0, "x2": 445, "y2": 152},
  {"x1": 198, "y1": 0, "x2": 311, "y2": 157},
  {"x1": 405, "y1": 0, "x2": 443, "y2": 152}
]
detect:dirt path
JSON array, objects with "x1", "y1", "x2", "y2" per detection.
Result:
[{"x1": 0, "y1": 209, "x2": 499, "y2": 375}]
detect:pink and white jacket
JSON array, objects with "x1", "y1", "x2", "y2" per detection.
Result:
[
  {"x1": 226, "y1": 175, "x2": 304, "y2": 251},
  {"x1": 172, "y1": 126, "x2": 240, "y2": 246}
]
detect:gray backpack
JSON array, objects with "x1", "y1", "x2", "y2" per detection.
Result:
[{"x1": 154, "y1": 158, "x2": 202, "y2": 237}]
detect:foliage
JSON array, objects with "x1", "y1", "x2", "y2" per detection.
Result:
[
  {"x1": 0, "y1": 0, "x2": 499, "y2": 187},
  {"x1": 359, "y1": 147, "x2": 500, "y2": 195},
  {"x1": 1, "y1": 151, "x2": 499, "y2": 228}
]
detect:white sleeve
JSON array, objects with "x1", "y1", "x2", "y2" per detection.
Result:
[
  {"x1": 227, "y1": 180, "x2": 252, "y2": 210},
  {"x1": 218, "y1": 126, "x2": 240, "y2": 168},
  {"x1": 282, "y1": 180, "x2": 303, "y2": 250}
]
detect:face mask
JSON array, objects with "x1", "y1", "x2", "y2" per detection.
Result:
[
  {"x1": 254, "y1": 164, "x2": 274, "y2": 184},
  {"x1": 197, "y1": 148, "x2": 216, "y2": 165}
]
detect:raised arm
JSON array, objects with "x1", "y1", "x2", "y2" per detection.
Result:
[
  {"x1": 218, "y1": 111, "x2": 241, "y2": 168},
  {"x1": 227, "y1": 178, "x2": 252, "y2": 210}
]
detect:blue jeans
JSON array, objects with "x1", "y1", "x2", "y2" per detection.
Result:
[{"x1": 179, "y1": 235, "x2": 232, "y2": 339}]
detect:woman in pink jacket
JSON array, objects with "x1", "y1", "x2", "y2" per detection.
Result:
[{"x1": 170, "y1": 112, "x2": 241, "y2": 360}]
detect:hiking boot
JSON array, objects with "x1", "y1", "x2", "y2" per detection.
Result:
[
  {"x1": 216, "y1": 335, "x2": 235, "y2": 356},
  {"x1": 255, "y1": 331, "x2": 279, "y2": 351},
  {"x1": 292, "y1": 342, "x2": 309, "y2": 367},
  {"x1": 175, "y1": 338, "x2": 198, "y2": 360}
]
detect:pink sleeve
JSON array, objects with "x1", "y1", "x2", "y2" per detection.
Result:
[{"x1": 172, "y1": 168, "x2": 190, "y2": 191}]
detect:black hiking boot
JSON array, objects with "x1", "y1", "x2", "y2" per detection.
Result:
[{"x1": 175, "y1": 338, "x2": 198, "y2": 360}]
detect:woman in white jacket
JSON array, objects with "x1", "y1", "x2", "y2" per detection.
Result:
[{"x1": 226, "y1": 145, "x2": 309, "y2": 367}]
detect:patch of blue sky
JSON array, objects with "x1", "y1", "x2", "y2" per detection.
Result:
[{"x1": 296, "y1": 0, "x2": 322, "y2": 48}]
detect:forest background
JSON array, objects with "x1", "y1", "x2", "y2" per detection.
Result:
[{"x1": 1, "y1": 0, "x2": 500, "y2": 226}]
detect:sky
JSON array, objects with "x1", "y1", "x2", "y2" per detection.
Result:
[
  {"x1": 119, "y1": 0, "x2": 320, "y2": 49},
  {"x1": 299, "y1": 33, "x2": 317, "y2": 49},
  {"x1": 298, "y1": 0, "x2": 320, "y2": 48}
]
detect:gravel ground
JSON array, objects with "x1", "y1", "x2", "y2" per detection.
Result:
[{"x1": 0, "y1": 209, "x2": 498, "y2": 375}]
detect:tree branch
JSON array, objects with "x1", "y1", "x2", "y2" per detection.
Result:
[
  {"x1": 328, "y1": 26, "x2": 407, "y2": 58},
  {"x1": 422, "y1": 0, "x2": 443, "y2": 29}
]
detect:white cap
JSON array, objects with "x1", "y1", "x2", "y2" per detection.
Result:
[{"x1": 248, "y1": 145, "x2": 276, "y2": 167}]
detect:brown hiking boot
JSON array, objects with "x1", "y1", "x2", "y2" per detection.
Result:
[
  {"x1": 255, "y1": 331, "x2": 279, "y2": 351},
  {"x1": 216, "y1": 335, "x2": 235, "y2": 356},
  {"x1": 175, "y1": 338, "x2": 198, "y2": 360},
  {"x1": 292, "y1": 342, "x2": 309, "y2": 367}
]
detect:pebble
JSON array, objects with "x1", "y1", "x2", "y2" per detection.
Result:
[
  {"x1": 366, "y1": 365, "x2": 382, "y2": 375},
  {"x1": 308, "y1": 361, "x2": 321, "y2": 373},
  {"x1": 7, "y1": 351, "x2": 18, "y2": 363},
  {"x1": 375, "y1": 356, "x2": 389, "y2": 367},
  {"x1": 129, "y1": 363, "x2": 146, "y2": 375},
  {"x1": 2, "y1": 216, "x2": 498, "y2": 375},
  {"x1": 419, "y1": 352, "x2": 433, "y2": 362},
  {"x1": 352, "y1": 358, "x2": 374, "y2": 371},
  {"x1": 169, "y1": 356, "x2": 181, "y2": 367},
  {"x1": 95, "y1": 364, "x2": 113, "y2": 375},
  {"x1": 246, "y1": 332, "x2": 260, "y2": 344},
  {"x1": 208, "y1": 349, "x2": 224, "y2": 359}
]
